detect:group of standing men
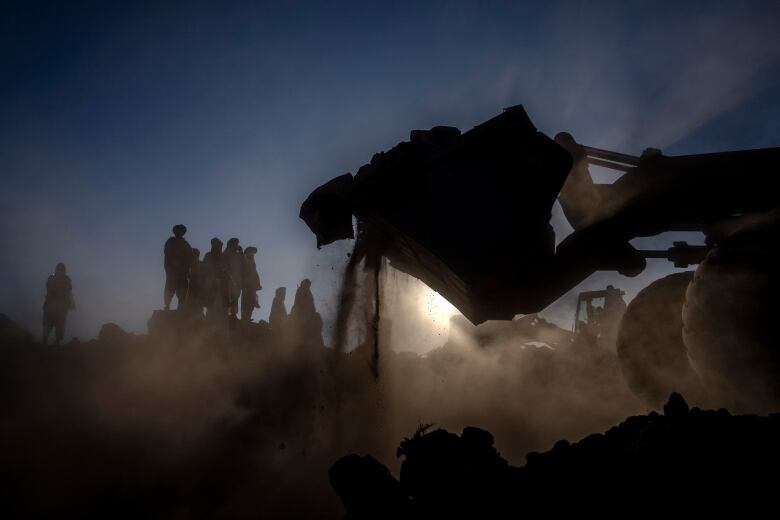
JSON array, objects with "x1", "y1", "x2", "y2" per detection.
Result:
[
  {"x1": 38, "y1": 224, "x2": 320, "y2": 344},
  {"x1": 164, "y1": 224, "x2": 262, "y2": 322}
]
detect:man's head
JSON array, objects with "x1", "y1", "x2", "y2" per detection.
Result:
[
  {"x1": 172, "y1": 224, "x2": 187, "y2": 237},
  {"x1": 210, "y1": 238, "x2": 223, "y2": 252},
  {"x1": 227, "y1": 237, "x2": 239, "y2": 249},
  {"x1": 55, "y1": 263, "x2": 67, "y2": 276},
  {"x1": 300, "y1": 278, "x2": 311, "y2": 290},
  {"x1": 192, "y1": 248, "x2": 201, "y2": 260},
  {"x1": 276, "y1": 287, "x2": 286, "y2": 298},
  {"x1": 245, "y1": 246, "x2": 258, "y2": 257}
]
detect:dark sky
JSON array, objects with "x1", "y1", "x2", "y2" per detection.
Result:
[{"x1": 2, "y1": 0, "x2": 779, "y2": 341}]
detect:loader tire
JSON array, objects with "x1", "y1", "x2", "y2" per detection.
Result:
[
  {"x1": 617, "y1": 272, "x2": 702, "y2": 409},
  {"x1": 683, "y1": 211, "x2": 780, "y2": 413}
]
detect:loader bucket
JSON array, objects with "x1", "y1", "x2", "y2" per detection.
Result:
[{"x1": 300, "y1": 105, "x2": 572, "y2": 323}]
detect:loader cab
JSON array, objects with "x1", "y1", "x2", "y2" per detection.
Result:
[
  {"x1": 574, "y1": 290, "x2": 606, "y2": 335},
  {"x1": 573, "y1": 286, "x2": 627, "y2": 346}
]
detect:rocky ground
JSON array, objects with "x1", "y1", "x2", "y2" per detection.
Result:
[
  {"x1": 331, "y1": 392, "x2": 780, "y2": 518},
  {"x1": 8, "y1": 309, "x2": 767, "y2": 518}
]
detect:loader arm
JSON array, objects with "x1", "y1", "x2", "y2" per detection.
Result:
[{"x1": 301, "y1": 105, "x2": 780, "y2": 323}]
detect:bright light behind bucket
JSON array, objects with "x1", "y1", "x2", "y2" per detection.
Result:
[
  {"x1": 383, "y1": 266, "x2": 464, "y2": 354},
  {"x1": 418, "y1": 287, "x2": 459, "y2": 329}
]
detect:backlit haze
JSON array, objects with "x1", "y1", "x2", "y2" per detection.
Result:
[{"x1": 2, "y1": 1, "x2": 779, "y2": 350}]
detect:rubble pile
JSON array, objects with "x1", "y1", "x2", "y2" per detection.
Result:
[
  {"x1": 0, "y1": 312, "x2": 339, "y2": 518},
  {"x1": 331, "y1": 393, "x2": 780, "y2": 518}
]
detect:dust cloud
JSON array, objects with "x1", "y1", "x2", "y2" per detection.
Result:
[{"x1": 0, "y1": 242, "x2": 646, "y2": 517}]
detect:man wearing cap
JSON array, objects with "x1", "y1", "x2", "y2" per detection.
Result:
[{"x1": 163, "y1": 224, "x2": 193, "y2": 310}]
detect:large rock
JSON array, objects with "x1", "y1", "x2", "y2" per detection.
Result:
[{"x1": 97, "y1": 322, "x2": 132, "y2": 344}]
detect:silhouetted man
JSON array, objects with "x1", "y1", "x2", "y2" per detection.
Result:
[
  {"x1": 203, "y1": 238, "x2": 229, "y2": 317},
  {"x1": 291, "y1": 279, "x2": 315, "y2": 316},
  {"x1": 241, "y1": 246, "x2": 262, "y2": 322},
  {"x1": 290, "y1": 278, "x2": 323, "y2": 346},
  {"x1": 43, "y1": 263, "x2": 75, "y2": 345},
  {"x1": 164, "y1": 224, "x2": 193, "y2": 310},
  {"x1": 269, "y1": 287, "x2": 287, "y2": 330},
  {"x1": 188, "y1": 248, "x2": 203, "y2": 314},
  {"x1": 604, "y1": 285, "x2": 627, "y2": 314},
  {"x1": 602, "y1": 284, "x2": 627, "y2": 337},
  {"x1": 224, "y1": 237, "x2": 243, "y2": 318}
]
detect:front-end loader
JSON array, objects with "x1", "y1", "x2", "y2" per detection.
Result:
[{"x1": 300, "y1": 105, "x2": 780, "y2": 411}]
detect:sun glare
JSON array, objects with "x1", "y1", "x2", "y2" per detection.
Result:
[{"x1": 418, "y1": 287, "x2": 459, "y2": 325}]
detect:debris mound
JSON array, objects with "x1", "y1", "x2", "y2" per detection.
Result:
[{"x1": 331, "y1": 393, "x2": 780, "y2": 517}]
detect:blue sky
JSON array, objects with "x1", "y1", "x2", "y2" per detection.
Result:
[{"x1": 2, "y1": 1, "x2": 779, "y2": 341}]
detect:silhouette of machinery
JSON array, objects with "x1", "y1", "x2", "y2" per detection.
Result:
[
  {"x1": 300, "y1": 105, "x2": 780, "y2": 410},
  {"x1": 573, "y1": 287, "x2": 625, "y2": 341}
]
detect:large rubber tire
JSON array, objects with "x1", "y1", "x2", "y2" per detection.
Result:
[
  {"x1": 683, "y1": 212, "x2": 780, "y2": 413},
  {"x1": 617, "y1": 272, "x2": 702, "y2": 409}
]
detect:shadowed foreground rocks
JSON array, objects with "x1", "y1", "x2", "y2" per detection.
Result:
[
  {"x1": 0, "y1": 311, "x2": 340, "y2": 519},
  {"x1": 9, "y1": 307, "x2": 774, "y2": 517},
  {"x1": 0, "y1": 308, "x2": 639, "y2": 518},
  {"x1": 331, "y1": 393, "x2": 780, "y2": 518}
]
